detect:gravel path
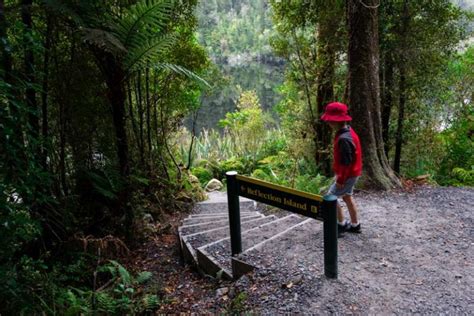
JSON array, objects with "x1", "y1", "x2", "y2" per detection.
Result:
[{"x1": 233, "y1": 186, "x2": 474, "y2": 314}]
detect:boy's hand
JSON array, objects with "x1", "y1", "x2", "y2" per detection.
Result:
[{"x1": 336, "y1": 182, "x2": 344, "y2": 190}]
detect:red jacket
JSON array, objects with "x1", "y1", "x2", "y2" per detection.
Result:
[{"x1": 333, "y1": 126, "x2": 362, "y2": 185}]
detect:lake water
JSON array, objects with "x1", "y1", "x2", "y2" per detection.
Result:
[{"x1": 188, "y1": 59, "x2": 286, "y2": 133}]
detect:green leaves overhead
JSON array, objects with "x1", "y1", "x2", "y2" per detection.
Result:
[
  {"x1": 124, "y1": 33, "x2": 176, "y2": 71},
  {"x1": 112, "y1": 0, "x2": 174, "y2": 47}
]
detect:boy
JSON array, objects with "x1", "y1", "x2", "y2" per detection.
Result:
[{"x1": 321, "y1": 102, "x2": 362, "y2": 236}]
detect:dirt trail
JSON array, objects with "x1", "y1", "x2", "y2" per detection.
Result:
[
  {"x1": 134, "y1": 186, "x2": 473, "y2": 314},
  {"x1": 237, "y1": 186, "x2": 474, "y2": 314}
]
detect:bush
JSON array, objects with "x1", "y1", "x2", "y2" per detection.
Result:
[
  {"x1": 190, "y1": 166, "x2": 213, "y2": 186},
  {"x1": 451, "y1": 167, "x2": 474, "y2": 186},
  {"x1": 218, "y1": 157, "x2": 246, "y2": 178}
]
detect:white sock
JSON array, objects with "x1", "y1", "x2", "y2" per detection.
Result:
[
  {"x1": 351, "y1": 221, "x2": 360, "y2": 227},
  {"x1": 338, "y1": 219, "x2": 349, "y2": 226}
]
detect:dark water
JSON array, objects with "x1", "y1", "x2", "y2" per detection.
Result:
[{"x1": 189, "y1": 59, "x2": 286, "y2": 133}]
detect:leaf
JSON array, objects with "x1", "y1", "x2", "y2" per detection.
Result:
[{"x1": 136, "y1": 271, "x2": 153, "y2": 284}]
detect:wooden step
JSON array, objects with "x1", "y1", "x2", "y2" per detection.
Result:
[
  {"x1": 196, "y1": 215, "x2": 306, "y2": 279},
  {"x1": 182, "y1": 213, "x2": 262, "y2": 226},
  {"x1": 193, "y1": 200, "x2": 254, "y2": 214},
  {"x1": 180, "y1": 215, "x2": 278, "y2": 263},
  {"x1": 180, "y1": 214, "x2": 264, "y2": 236},
  {"x1": 232, "y1": 218, "x2": 316, "y2": 278}
]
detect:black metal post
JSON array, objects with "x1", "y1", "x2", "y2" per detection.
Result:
[
  {"x1": 226, "y1": 171, "x2": 242, "y2": 255},
  {"x1": 323, "y1": 194, "x2": 338, "y2": 279}
]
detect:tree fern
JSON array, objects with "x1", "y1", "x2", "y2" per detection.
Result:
[
  {"x1": 45, "y1": 0, "x2": 209, "y2": 86},
  {"x1": 112, "y1": 0, "x2": 174, "y2": 47},
  {"x1": 124, "y1": 34, "x2": 176, "y2": 71}
]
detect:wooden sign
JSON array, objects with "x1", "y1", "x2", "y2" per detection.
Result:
[
  {"x1": 236, "y1": 175, "x2": 324, "y2": 221},
  {"x1": 226, "y1": 171, "x2": 338, "y2": 279}
]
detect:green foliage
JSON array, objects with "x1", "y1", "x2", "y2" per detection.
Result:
[
  {"x1": 191, "y1": 166, "x2": 213, "y2": 186},
  {"x1": 251, "y1": 151, "x2": 331, "y2": 194},
  {"x1": 437, "y1": 107, "x2": 474, "y2": 185},
  {"x1": 1, "y1": 0, "x2": 208, "y2": 313},
  {"x1": 85, "y1": 168, "x2": 124, "y2": 201},
  {"x1": 452, "y1": 167, "x2": 474, "y2": 186},
  {"x1": 294, "y1": 174, "x2": 331, "y2": 195},
  {"x1": 219, "y1": 89, "x2": 271, "y2": 159},
  {"x1": 219, "y1": 157, "x2": 246, "y2": 176},
  {"x1": 228, "y1": 291, "x2": 248, "y2": 313},
  {"x1": 196, "y1": 0, "x2": 275, "y2": 58},
  {"x1": 59, "y1": 260, "x2": 159, "y2": 315}
]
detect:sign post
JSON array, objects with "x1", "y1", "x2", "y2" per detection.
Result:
[
  {"x1": 226, "y1": 171, "x2": 338, "y2": 279},
  {"x1": 226, "y1": 171, "x2": 242, "y2": 255},
  {"x1": 323, "y1": 195, "x2": 338, "y2": 278}
]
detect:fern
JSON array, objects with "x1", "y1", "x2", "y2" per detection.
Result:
[
  {"x1": 96, "y1": 292, "x2": 116, "y2": 313},
  {"x1": 112, "y1": 0, "x2": 174, "y2": 47},
  {"x1": 452, "y1": 167, "x2": 474, "y2": 185},
  {"x1": 124, "y1": 34, "x2": 176, "y2": 71},
  {"x1": 136, "y1": 271, "x2": 153, "y2": 284},
  {"x1": 141, "y1": 294, "x2": 160, "y2": 311}
]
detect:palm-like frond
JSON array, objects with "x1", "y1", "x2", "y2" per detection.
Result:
[
  {"x1": 124, "y1": 34, "x2": 176, "y2": 71},
  {"x1": 153, "y1": 63, "x2": 211, "y2": 88},
  {"x1": 83, "y1": 28, "x2": 127, "y2": 56},
  {"x1": 112, "y1": 0, "x2": 174, "y2": 48}
]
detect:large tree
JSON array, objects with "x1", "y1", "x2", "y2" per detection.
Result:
[{"x1": 347, "y1": 0, "x2": 401, "y2": 189}]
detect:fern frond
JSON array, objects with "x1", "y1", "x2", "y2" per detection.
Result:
[
  {"x1": 136, "y1": 271, "x2": 153, "y2": 284},
  {"x1": 124, "y1": 34, "x2": 176, "y2": 71},
  {"x1": 96, "y1": 292, "x2": 116, "y2": 313},
  {"x1": 82, "y1": 28, "x2": 127, "y2": 56},
  {"x1": 113, "y1": 0, "x2": 174, "y2": 46},
  {"x1": 152, "y1": 63, "x2": 211, "y2": 88},
  {"x1": 141, "y1": 294, "x2": 160, "y2": 311}
]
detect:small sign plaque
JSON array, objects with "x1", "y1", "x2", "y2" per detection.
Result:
[{"x1": 236, "y1": 175, "x2": 324, "y2": 221}]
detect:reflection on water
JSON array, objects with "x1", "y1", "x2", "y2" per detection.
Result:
[{"x1": 188, "y1": 59, "x2": 286, "y2": 134}]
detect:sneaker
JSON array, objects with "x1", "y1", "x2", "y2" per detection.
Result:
[{"x1": 346, "y1": 223, "x2": 361, "y2": 233}]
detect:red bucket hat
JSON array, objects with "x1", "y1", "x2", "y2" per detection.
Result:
[{"x1": 321, "y1": 102, "x2": 352, "y2": 122}]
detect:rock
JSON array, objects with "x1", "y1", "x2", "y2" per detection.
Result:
[
  {"x1": 205, "y1": 178, "x2": 224, "y2": 192},
  {"x1": 189, "y1": 174, "x2": 200, "y2": 184},
  {"x1": 216, "y1": 287, "x2": 229, "y2": 297},
  {"x1": 228, "y1": 287, "x2": 236, "y2": 298},
  {"x1": 175, "y1": 191, "x2": 193, "y2": 203},
  {"x1": 143, "y1": 213, "x2": 154, "y2": 223},
  {"x1": 235, "y1": 275, "x2": 250, "y2": 289}
]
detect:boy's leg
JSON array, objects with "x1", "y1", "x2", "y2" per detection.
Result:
[
  {"x1": 337, "y1": 202, "x2": 345, "y2": 223},
  {"x1": 342, "y1": 195, "x2": 359, "y2": 224}
]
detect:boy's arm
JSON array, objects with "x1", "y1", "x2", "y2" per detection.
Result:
[{"x1": 336, "y1": 138, "x2": 355, "y2": 185}]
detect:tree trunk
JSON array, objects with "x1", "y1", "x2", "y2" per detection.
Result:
[
  {"x1": 21, "y1": 0, "x2": 40, "y2": 139},
  {"x1": 0, "y1": 0, "x2": 26, "y2": 181},
  {"x1": 41, "y1": 14, "x2": 52, "y2": 169},
  {"x1": 136, "y1": 71, "x2": 145, "y2": 165},
  {"x1": 347, "y1": 0, "x2": 400, "y2": 190},
  {"x1": 393, "y1": 0, "x2": 410, "y2": 174},
  {"x1": 145, "y1": 67, "x2": 152, "y2": 164},
  {"x1": 394, "y1": 65, "x2": 406, "y2": 174},
  {"x1": 92, "y1": 49, "x2": 132, "y2": 237},
  {"x1": 381, "y1": 51, "x2": 394, "y2": 158},
  {"x1": 107, "y1": 68, "x2": 132, "y2": 236},
  {"x1": 316, "y1": 12, "x2": 338, "y2": 176},
  {"x1": 127, "y1": 79, "x2": 140, "y2": 152}
]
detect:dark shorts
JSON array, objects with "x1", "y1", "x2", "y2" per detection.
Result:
[{"x1": 327, "y1": 176, "x2": 360, "y2": 197}]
